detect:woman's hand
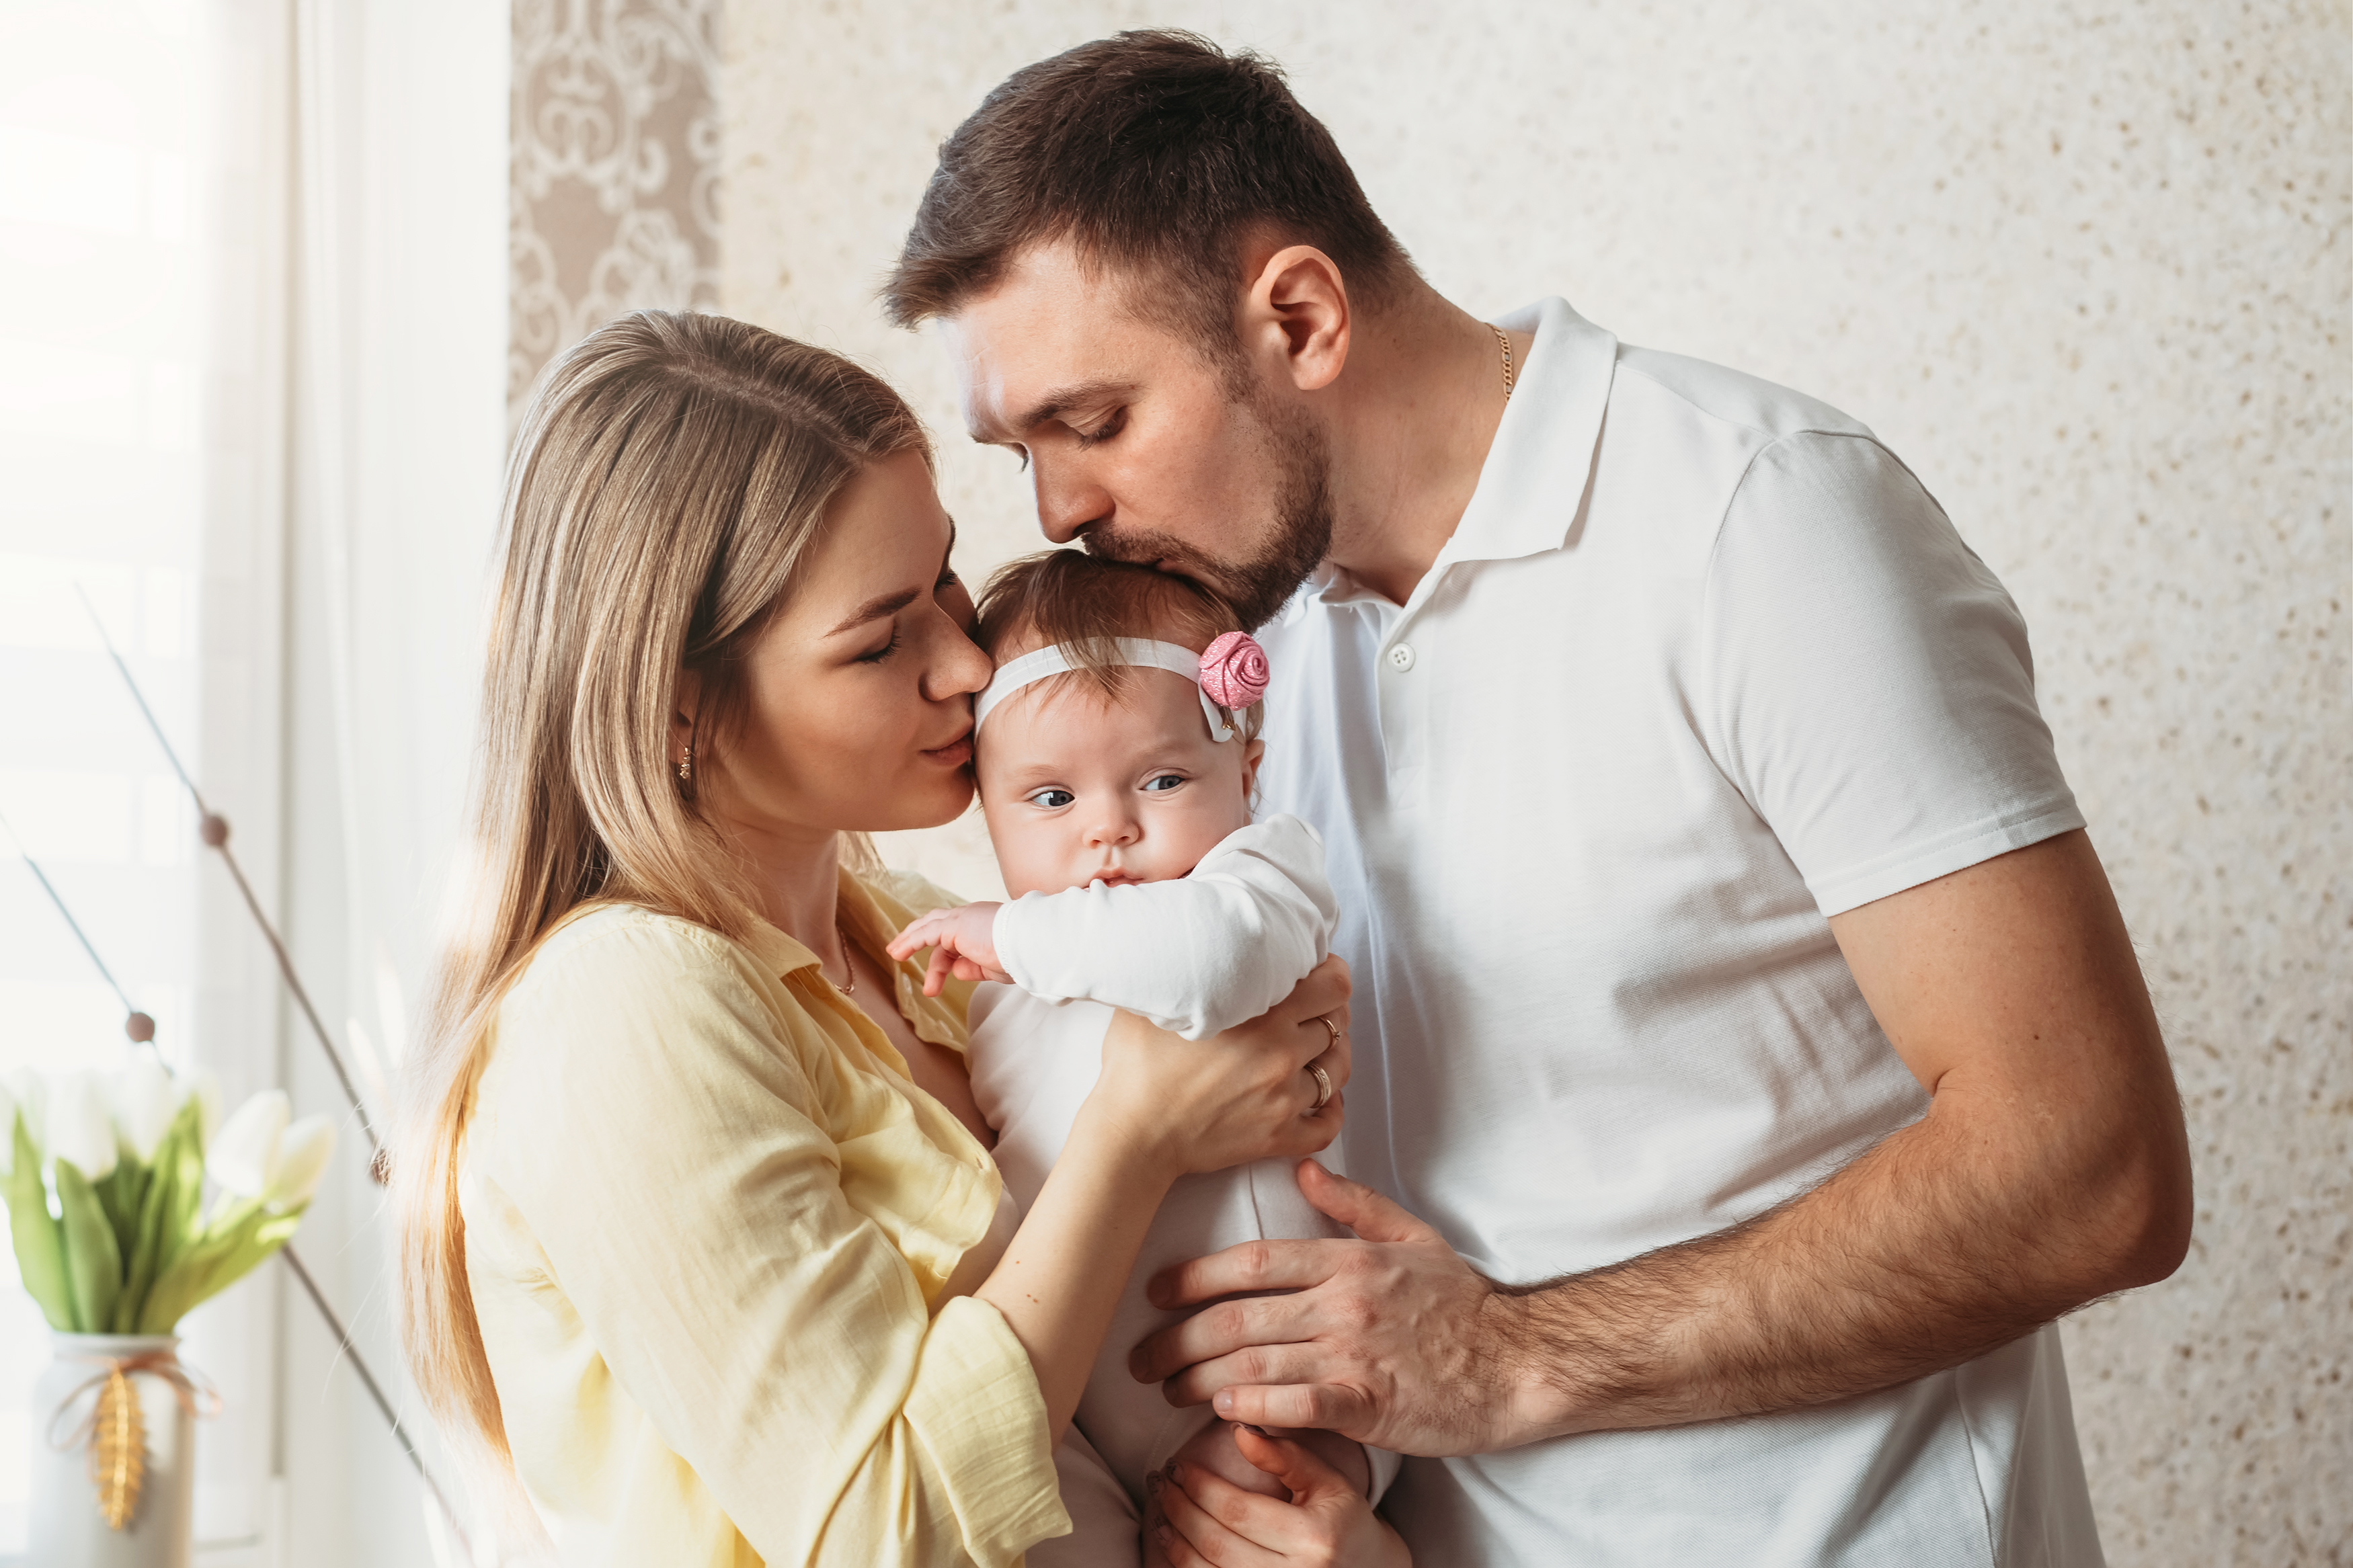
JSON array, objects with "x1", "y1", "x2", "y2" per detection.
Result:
[
  {"x1": 1088, "y1": 956, "x2": 1351, "y2": 1178},
  {"x1": 1150, "y1": 1424, "x2": 1410, "y2": 1567}
]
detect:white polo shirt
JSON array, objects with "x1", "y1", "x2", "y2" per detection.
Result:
[{"x1": 1253, "y1": 297, "x2": 2102, "y2": 1567}]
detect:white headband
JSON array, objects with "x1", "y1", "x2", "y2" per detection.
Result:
[{"x1": 975, "y1": 638, "x2": 1238, "y2": 742}]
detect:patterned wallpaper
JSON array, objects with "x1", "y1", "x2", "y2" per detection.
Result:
[{"x1": 510, "y1": 0, "x2": 722, "y2": 424}]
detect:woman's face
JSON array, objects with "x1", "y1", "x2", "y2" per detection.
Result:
[{"x1": 691, "y1": 448, "x2": 992, "y2": 841}]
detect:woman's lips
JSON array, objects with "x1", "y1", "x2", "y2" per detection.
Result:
[{"x1": 923, "y1": 733, "x2": 973, "y2": 768}]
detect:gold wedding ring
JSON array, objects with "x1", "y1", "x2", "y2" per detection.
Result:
[
  {"x1": 1314, "y1": 1013, "x2": 1342, "y2": 1046},
  {"x1": 1305, "y1": 1061, "x2": 1334, "y2": 1114}
]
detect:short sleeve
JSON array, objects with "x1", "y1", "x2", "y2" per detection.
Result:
[{"x1": 1697, "y1": 431, "x2": 2084, "y2": 916}]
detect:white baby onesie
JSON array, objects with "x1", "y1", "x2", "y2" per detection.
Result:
[{"x1": 965, "y1": 815, "x2": 1396, "y2": 1565}]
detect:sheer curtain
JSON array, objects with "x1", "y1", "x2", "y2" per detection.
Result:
[{"x1": 0, "y1": 2, "x2": 506, "y2": 1563}]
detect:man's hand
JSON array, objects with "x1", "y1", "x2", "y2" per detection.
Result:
[
  {"x1": 1131, "y1": 1160, "x2": 1522, "y2": 1456},
  {"x1": 887, "y1": 902, "x2": 1010, "y2": 995},
  {"x1": 1131, "y1": 831, "x2": 2193, "y2": 1452}
]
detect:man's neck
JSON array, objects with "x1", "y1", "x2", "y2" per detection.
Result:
[{"x1": 1318, "y1": 286, "x2": 1529, "y2": 608}]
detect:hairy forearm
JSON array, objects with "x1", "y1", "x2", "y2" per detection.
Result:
[{"x1": 1486, "y1": 1081, "x2": 2186, "y2": 1442}]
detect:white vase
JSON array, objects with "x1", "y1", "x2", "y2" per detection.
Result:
[{"x1": 26, "y1": 1333, "x2": 197, "y2": 1568}]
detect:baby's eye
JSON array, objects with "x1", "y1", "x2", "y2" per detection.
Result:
[
  {"x1": 1027, "y1": 788, "x2": 1076, "y2": 809},
  {"x1": 1142, "y1": 774, "x2": 1186, "y2": 793}
]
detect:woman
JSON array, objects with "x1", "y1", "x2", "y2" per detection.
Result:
[{"x1": 391, "y1": 311, "x2": 1369, "y2": 1566}]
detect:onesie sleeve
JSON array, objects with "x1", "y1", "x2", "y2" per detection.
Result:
[
  {"x1": 1697, "y1": 431, "x2": 2084, "y2": 916},
  {"x1": 991, "y1": 815, "x2": 1337, "y2": 1039}
]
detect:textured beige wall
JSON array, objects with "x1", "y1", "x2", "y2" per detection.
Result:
[{"x1": 721, "y1": 4, "x2": 2351, "y2": 1562}]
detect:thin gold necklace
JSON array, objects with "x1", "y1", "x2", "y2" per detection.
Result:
[
  {"x1": 1488, "y1": 322, "x2": 1517, "y2": 399},
  {"x1": 832, "y1": 923, "x2": 857, "y2": 995}
]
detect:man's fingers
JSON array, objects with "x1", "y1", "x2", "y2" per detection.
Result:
[
  {"x1": 1294, "y1": 1159, "x2": 1438, "y2": 1246},
  {"x1": 1216, "y1": 1383, "x2": 1373, "y2": 1438},
  {"x1": 1157, "y1": 1342, "x2": 1345, "y2": 1410},
  {"x1": 1142, "y1": 1237, "x2": 1345, "y2": 1315}
]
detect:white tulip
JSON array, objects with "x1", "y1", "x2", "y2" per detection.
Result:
[
  {"x1": 208, "y1": 1089, "x2": 289, "y2": 1200},
  {"x1": 110, "y1": 1056, "x2": 180, "y2": 1163},
  {"x1": 45, "y1": 1072, "x2": 118, "y2": 1182},
  {"x1": 182, "y1": 1069, "x2": 223, "y2": 1149},
  {"x1": 3, "y1": 1067, "x2": 42, "y2": 1153},
  {"x1": 266, "y1": 1116, "x2": 337, "y2": 1212}
]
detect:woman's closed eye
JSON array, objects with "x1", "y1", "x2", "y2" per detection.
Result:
[
  {"x1": 1025, "y1": 787, "x2": 1076, "y2": 810},
  {"x1": 854, "y1": 626, "x2": 903, "y2": 664}
]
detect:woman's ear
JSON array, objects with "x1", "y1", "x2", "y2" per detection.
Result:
[{"x1": 669, "y1": 669, "x2": 703, "y2": 753}]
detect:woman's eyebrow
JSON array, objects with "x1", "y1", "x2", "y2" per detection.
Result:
[{"x1": 828, "y1": 587, "x2": 918, "y2": 635}]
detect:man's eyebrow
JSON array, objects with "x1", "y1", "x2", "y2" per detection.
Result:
[
  {"x1": 970, "y1": 378, "x2": 1138, "y2": 442},
  {"x1": 828, "y1": 587, "x2": 918, "y2": 636}
]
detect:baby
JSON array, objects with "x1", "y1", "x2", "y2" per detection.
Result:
[{"x1": 888, "y1": 551, "x2": 1393, "y2": 1564}]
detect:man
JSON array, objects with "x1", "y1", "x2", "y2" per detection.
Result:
[{"x1": 886, "y1": 31, "x2": 2190, "y2": 1565}]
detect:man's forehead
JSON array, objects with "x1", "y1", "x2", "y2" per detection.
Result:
[{"x1": 941, "y1": 242, "x2": 1156, "y2": 438}]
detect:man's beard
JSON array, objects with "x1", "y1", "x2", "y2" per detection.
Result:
[{"x1": 1080, "y1": 390, "x2": 1332, "y2": 630}]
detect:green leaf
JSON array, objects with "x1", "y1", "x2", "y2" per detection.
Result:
[
  {"x1": 94, "y1": 1158, "x2": 148, "y2": 1283},
  {"x1": 3, "y1": 1114, "x2": 73, "y2": 1329},
  {"x1": 137, "y1": 1197, "x2": 303, "y2": 1334},
  {"x1": 53, "y1": 1159, "x2": 123, "y2": 1334},
  {"x1": 116, "y1": 1099, "x2": 205, "y2": 1333}
]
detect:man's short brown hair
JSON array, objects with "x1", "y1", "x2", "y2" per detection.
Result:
[{"x1": 883, "y1": 30, "x2": 1413, "y2": 348}]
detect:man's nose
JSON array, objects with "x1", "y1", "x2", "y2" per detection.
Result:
[{"x1": 1033, "y1": 458, "x2": 1111, "y2": 546}]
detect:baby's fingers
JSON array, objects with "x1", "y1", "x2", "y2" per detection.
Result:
[
  {"x1": 921, "y1": 946, "x2": 959, "y2": 997},
  {"x1": 885, "y1": 915, "x2": 945, "y2": 962}
]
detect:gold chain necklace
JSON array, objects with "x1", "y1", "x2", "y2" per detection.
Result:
[
  {"x1": 833, "y1": 923, "x2": 857, "y2": 995},
  {"x1": 1488, "y1": 322, "x2": 1516, "y2": 399}
]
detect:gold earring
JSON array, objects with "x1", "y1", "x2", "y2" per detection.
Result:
[{"x1": 677, "y1": 741, "x2": 693, "y2": 785}]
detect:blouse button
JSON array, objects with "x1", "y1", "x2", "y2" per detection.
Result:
[{"x1": 1387, "y1": 642, "x2": 1417, "y2": 671}]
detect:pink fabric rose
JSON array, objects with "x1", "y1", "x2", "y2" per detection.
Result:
[{"x1": 1198, "y1": 631, "x2": 1271, "y2": 709}]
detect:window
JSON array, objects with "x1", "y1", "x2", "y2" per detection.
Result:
[{"x1": 0, "y1": 1, "x2": 284, "y2": 1555}]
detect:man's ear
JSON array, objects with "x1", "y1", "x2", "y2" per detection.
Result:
[{"x1": 1242, "y1": 245, "x2": 1351, "y2": 394}]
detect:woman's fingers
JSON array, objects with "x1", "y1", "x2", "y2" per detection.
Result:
[
  {"x1": 1154, "y1": 1463, "x2": 1290, "y2": 1566},
  {"x1": 1272, "y1": 955, "x2": 1351, "y2": 1034},
  {"x1": 1229, "y1": 1423, "x2": 1354, "y2": 1500}
]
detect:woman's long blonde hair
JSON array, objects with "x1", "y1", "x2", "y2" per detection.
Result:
[{"x1": 394, "y1": 311, "x2": 927, "y2": 1483}]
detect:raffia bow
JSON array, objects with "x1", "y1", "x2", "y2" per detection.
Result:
[{"x1": 46, "y1": 1348, "x2": 223, "y2": 1530}]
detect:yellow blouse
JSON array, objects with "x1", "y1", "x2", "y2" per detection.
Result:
[{"x1": 461, "y1": 869, "x2": 1068, "y2": 1567}]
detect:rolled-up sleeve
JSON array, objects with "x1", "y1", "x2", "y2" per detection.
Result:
[{"x1": 469, "y1": 912, "x2": 1067, "y2": 1567}]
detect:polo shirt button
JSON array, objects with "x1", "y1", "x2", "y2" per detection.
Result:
[{"x1": 1387, "y1": 642, "x2": 1416, "y2": 671}]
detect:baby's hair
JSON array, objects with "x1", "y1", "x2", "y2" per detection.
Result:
[{"x1": 974, "y1": 550, "x2": 1266, "y2": 741}]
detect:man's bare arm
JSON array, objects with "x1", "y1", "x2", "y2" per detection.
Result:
[{"x1": 1129, "y1": 830, "x2": 2194, "y2": 1453}]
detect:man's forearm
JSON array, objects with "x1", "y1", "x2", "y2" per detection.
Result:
[{"x1": 1482, "y1": 1081, "x2": 2188, "y2": 1443}]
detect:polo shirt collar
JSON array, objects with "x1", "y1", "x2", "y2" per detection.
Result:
[{"x1": 1285, "y1": 296, "x2": 1616, "y2": 624}]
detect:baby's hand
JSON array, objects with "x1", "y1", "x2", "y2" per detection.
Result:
[{"x1": 886, "y1": 903, "x2": 1010, "y2": 996}]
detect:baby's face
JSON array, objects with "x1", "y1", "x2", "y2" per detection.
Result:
[{"x1": 977, "y1": 665, "x2": 1261, "y2": 899}]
